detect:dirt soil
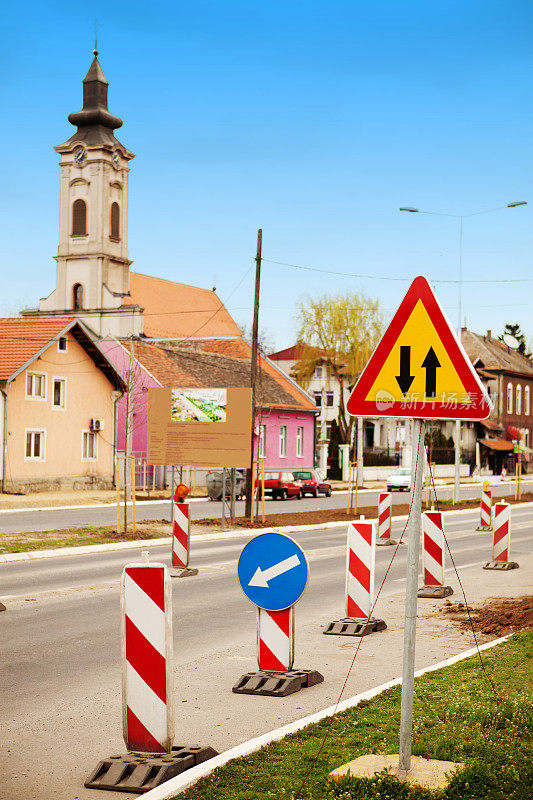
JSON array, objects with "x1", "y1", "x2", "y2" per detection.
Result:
[
  {"x1": 442, "y1": 595, "x2": 533, "y2": 636},
  {"x1": 195, "y1": 492, "x2": 533, "y2": 529},
  {"x1": 0, "y1": 522, "x2": 171, "y2": 553}
]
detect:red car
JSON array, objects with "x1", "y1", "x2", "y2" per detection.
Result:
[
  {"x1": 257, "y1": 471, "x2": 303, "y2": 500},
  {"x1": 292, "y1": 469, "x2": 332, "y2": 498}
]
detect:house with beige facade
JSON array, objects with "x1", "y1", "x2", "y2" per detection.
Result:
[{"x1": 0, "y1": 318, "x2": 126, "y2": 492}]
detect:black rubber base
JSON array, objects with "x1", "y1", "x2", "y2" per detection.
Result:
[
  {"x1": 417, "y1": 585, "x2": 453, "y2": 598},
  {"x1": 84, "y1": 745, "x2": 218, "y2": 793},
  {"x1": 323, "y1": 617, "x2": 387, "y2": 636},
  {"x1": 232, "y1": 669, "x2": 324, "y2": 697},
  {"x1": 376, "y1": 538, "x2": 396, "y2": 547},
  {"x1": 483, "y1": 560, "x2": 519, "y2": 571},
  {"x1": 170, "y1": 567, "x2": 199, "y2": 578}
]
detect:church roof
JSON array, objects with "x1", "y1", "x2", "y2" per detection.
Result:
[{"x1": 125, "y1": 272, "x2": 243, "y2": 338}]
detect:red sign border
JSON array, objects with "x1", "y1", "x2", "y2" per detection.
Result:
[{"x1": 346, "y1": 276, "x2": 491, "y2": 420}]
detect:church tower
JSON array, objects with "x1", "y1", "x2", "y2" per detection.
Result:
[{"x1": 31, "y1": 51, "x2": 143, "y2": 337}]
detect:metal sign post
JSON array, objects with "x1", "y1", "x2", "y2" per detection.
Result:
[{"x1": 398, "y1": 418, "x2": 425, "y2": 772}]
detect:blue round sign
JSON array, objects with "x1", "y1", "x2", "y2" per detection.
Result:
[{"x1": 237, "y1": 533, "x2": 309, "y2": 611}]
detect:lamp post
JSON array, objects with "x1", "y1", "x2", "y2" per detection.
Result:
[{"x1": 400, "y1": 201, "x2": 527, "y2": 504}]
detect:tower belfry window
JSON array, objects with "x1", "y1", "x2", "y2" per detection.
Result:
[
  {"x1": 110, "y1": 202, "x2": 120, "y2": 239},
  {"x1": 72, "y1": 199, "x2": 87, "y2": 236},
  {"x1": 73, "y1": 283, "x2": 84, "y2": 310}
]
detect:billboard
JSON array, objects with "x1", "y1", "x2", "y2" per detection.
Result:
[{"x1": 147, "y1": 387, "x2": 252, "y2": 468}]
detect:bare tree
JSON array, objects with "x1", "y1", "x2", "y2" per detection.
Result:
[{"x1": 294, "y1": 291, "x2": 384, "y2": 444}]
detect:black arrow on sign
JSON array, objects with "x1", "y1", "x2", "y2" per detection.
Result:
[
  {"x1": 422, "y1": 347, "x2": 441, "y2": 398},
  {"x1": 395, "y1": 346, "x2": 415, "y2": 395}
]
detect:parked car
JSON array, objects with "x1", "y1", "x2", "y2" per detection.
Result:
[
  {"x1": 292, "y1": 469, "x2": 332, "y2": 497},
  {"x1": 257, "y1": 471, "x2": 303, "y2": 500},
  {"x1": 386, "y1": 467, "x2": 412, "y2": 492},
  {"x1": 206, "y1": 470, "x2": 245, "y2": 500}
]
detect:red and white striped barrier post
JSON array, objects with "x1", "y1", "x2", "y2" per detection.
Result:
[
  {"x1": 377, "y1": 492, "x2": 395, "y2": 546},
  {"x1": 85, "y1": 550, "x2": 218, "y2": 791},
  {"x1": 171, "y1": 483, "x2": 198, "y2": 577},
  {"x1": 257, "y1": 607, "x2": 294, "y2": 671},
  {"x1": 324, "y1": 516, "x2": 386, "y2": 636},
  {"x1": 121, "y1": 553, "x2": 174, "y2": 753},
  {"x1": 476, "y1": 486, "x2": 492, "y2": 531},
  {"x1": 483, "y1": 502, "x2": 519, "y2": 570},
  {"x1": 417, "y1": 509, "x2": 453, "y2": 598}
]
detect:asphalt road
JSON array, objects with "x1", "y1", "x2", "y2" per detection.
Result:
[
  {"x1": 0, "y1": 478, "x2": 531, "y2": 533},
  {"x1": 1, "y1": 505, "x2": 532, "y2": 800}
]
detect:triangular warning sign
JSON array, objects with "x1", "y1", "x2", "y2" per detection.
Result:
[{"x1": 347, "y1": 276, "x2": 491, "y2": 420}]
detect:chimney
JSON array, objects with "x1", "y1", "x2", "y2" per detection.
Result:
[{"x1": 486, "y1": 329, "x2": 491, "y2": 339}]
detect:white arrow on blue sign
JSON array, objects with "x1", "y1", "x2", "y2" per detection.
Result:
[{"x1": 237, "y1": 532, "x2": 309, "y2": 611}]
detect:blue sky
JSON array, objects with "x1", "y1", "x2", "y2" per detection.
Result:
[{"x1": 2, "y1": 0, "x2": 532, "y2": 349}]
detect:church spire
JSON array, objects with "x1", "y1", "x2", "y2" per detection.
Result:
[{"x1": 66, "y1": 51, "x2": 123, "y2": 145}]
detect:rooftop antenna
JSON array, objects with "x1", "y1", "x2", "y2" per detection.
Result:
[
  {"x1": 503, "y1": 333, "x2": 519, "y2": 351},
  {"x1": 94, "y1": 18, "x2": 99, "y2": 56}
]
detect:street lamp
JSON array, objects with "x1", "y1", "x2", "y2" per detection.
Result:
[{"x1": 400, "y1": 201, "x2": 527, "y2": 503}]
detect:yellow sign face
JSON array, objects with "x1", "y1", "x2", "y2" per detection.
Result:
[{"x1": 365, "y1": 300, "x2": 470, "y2": 405}]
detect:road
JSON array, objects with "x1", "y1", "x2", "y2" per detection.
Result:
[
  {"x1": 1, "y1": 504, "x2": 532, "y2": 800},
  {"x1": 0, "y1": 479, "x2": 531, "y2": 533}
]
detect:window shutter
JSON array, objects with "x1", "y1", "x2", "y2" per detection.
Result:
[{"x1": 72, "y1": 199, "x2": 87, "y2": 235}]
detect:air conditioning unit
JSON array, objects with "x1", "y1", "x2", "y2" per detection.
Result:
[{"x1": 90, "y1": 418, "x2": 104, "y2": 432}]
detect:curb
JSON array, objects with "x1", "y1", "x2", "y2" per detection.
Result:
[
  {"x1": 2, "y1": 502, "x2": 532, "y2": 564},
  {"x1": 140, "y1": 635, "x2": 512, "y2": 800}
]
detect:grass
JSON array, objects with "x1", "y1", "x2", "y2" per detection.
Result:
[
  {"x1": 175, "y1": 633, "x2": 533, "y2": 800},
  {"x1": 0, "y1": 523, "x2": 171, "y2": 553}
]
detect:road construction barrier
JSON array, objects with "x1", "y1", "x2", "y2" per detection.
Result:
[
  {"x1": 233, "y1": 532, "x2": 323, "y2": 696},
  {"x1": 417, "y1": 509, "x2": 453, "y2": 598},
  {"x1": 85, "y1": 552, "x2": 217, "y2": 793},
  {"x1": 377, "y1": 492, "x2": 395, "y2": 546},
  {"x1": 258, "y1": 607, "x2": 294, "y2": 671},
  {"x1": 483, "y1": 502, "x2": 519, "y2": 570},
  {"x1": 324, "y1": 517, "x2": 386, "y2": 636},
  {"x1": 477, "y1": 488, "x2": 492, "y2": 531},
  {"x1": 122, "y1": 555, "x2": 174, "y2": 753},
  {"x1": 171, "y1": 484, "x2": 198, "y2": 577}
]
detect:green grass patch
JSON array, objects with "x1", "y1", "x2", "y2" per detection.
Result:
[
  {"x1": 176, "y1": 633, "x2": 533, "y2": 800},
  {"x1": 0, "y1": 524, "x2": 170, "y2": 553}
]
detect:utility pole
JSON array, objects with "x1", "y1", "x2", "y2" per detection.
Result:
[
  {"x1": 245, "y1": 229, "x2": 262, "y2": 519},
  {"x1": 124, "y1": 336, "x2": 135, "y2": 532}
]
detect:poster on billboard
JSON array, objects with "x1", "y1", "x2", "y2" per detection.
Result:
[{"x1": 147, "y1": 386, "x2": 252, "y2": 468}]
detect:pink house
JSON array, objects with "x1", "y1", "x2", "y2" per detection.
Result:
[{"x1": 101, "y1": 336, "x2": 317, "y2": 473}]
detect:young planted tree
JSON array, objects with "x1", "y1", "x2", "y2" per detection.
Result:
[{"x1": 294, "y1": 291, "x2": 384, "y2": 444}]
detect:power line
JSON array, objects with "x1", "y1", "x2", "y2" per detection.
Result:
[{"x1": 262, "y1": 257, "x2": 533, "y2": 284}]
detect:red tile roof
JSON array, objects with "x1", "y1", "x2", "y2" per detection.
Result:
[
  {"x1": 0, "y1": 318, "x2": 75, "y2": 380},
  {"x1": 478, "y1": 438, "x2": 514, "y2": 452},
  {"x1": 125, "y1": 272, "x2": 242, "y2": 338},
  {"x1": 269, "y1": 343, "x2": 324, "y2": 361}
]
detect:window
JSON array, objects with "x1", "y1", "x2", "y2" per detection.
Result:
[
  {"x1": 315, "y1": 364, "x2": 323, "y2": 378},
  {"x1": 525, "y1": 386, "x2": 530, "y2": 416},
  {"x1": 57, "y1": 336, "x2": 68, "y2": 352},
  {"x1": 516, "y1": 384, "x2": 522, "y2": 415},
  {"x1": 314, "y1": 393, "x2": 322, "y2": 408},
  {"x1": 52, "y1": 378, "x2": 66, "y2": 409},
  {"x1": 25, "y1": 430, "x2": 45, "y2": 461},
  {"x1": 26, "y1": 371, "x2": 46, "y2": 400},
  {"x1": 72, "y1": 199, "x2": 87, "y2": 235},
  {"x1": 110, "y1": 202, "x2": 120, "y2": 239},
  {"x1": 296, "y1": 426, "x2": 304, "y2": 458},
  {"x1": 507, "y1": 382, "x2": 513, "y2": 414},
  {"x1": 73, "y1": 283, "x2": 84, "y2": 310},
  {"x1": 82, "y1": 431, "x2": 98, "y2": 460},
  {"x1": 279, "y1": 425, "x2": 287, "y2": 458},
  {"x1": 325, "y1": 421, "x2": 333, "y2": 439},
  {"x1": 258, "y1": 424, "x2": 266, "y2": 458},
  {"x1": 325, "y1": 392, "x2": 334, "y2": 407}
]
